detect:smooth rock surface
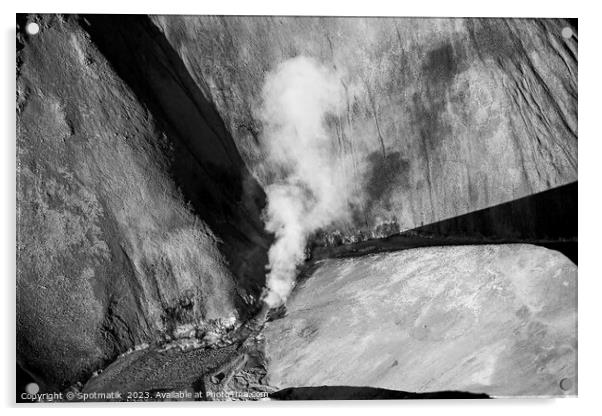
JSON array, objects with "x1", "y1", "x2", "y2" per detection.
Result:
[{"x1": 264, "y1": 245, "x2": 577, "y2": 397}]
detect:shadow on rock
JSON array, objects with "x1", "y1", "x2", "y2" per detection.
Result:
[{"x1": 270, "y1": 386, "x2": 490, "y2": 400}]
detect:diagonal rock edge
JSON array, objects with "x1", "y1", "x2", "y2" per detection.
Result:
[
  {"x1": 16, "y1": 14, "x2": 271, "y2": 391},
  {"x1": 77, "y1": 14, "x2": 273, "y2": 318},
  {"x1": 311, "y1": 181, "x2": 577, "y2": 264}
]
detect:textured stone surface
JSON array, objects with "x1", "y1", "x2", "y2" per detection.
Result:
[
  {"x1": 153, "y1": 16, "x2": 577, "y2": 240},
  {"x1": 153, "y1": 17, "x2": 577, "y2": 240},
  {"x1": 16, "y1": 15, "x2": 268, "y2": 390},
  {"x1": 264, "y1": 245, "x2": 577, "y2": 397}
]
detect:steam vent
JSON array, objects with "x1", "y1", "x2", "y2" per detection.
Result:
[{"x1": 16, "y1": 14, "x2": 577, "y2": 401}]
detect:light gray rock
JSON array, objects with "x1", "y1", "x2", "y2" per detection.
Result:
[{"x1": 263, "y1": 244, "x2": 577, "y2": 397}]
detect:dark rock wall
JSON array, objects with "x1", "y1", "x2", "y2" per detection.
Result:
[
  {"x1": 411, "y1": 182, "x2": 577, "y2": 241},
  {"x1": 153, "y1": 16, "x2": 577, "y2": 239},
  {"x1": 16, "y1": 14, "x2": 269, "y2": 390},
  {"x1": 311, "y1": 182, "x2": 578, "y2": 264}
]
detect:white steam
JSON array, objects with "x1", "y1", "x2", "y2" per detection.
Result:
[{"x1": 259, "y1": 56, "x2": 355, "y2": 307}]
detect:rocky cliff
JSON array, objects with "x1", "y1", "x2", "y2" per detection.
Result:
[
  {"x1": 152, "y1": 16, "x2": 577, "y2": 240},
  {"x1": 17, "y1": 14, "x2": 270, "y2": 390}
]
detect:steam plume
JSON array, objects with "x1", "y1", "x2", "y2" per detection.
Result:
[{"x1": 259, "y1": 56, "x2": 355, "y2": 307}]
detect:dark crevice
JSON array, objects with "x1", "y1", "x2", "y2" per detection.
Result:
[{"x1": 270, "y1": 386, "x2": 490, "y2": 400}]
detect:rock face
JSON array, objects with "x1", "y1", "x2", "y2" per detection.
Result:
[
  {"x1": 263, "y1": 245, "x2": 577, "y2": 397},
  {"x1": 152, "y1": 17, "x2": 577, "y2": 239},
  {"x1": 16, "y1": 14, "x2": 269, "y2": 390},
  {"x1": 16, "y1": 14, "x2": 578, "y2": 396}
]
